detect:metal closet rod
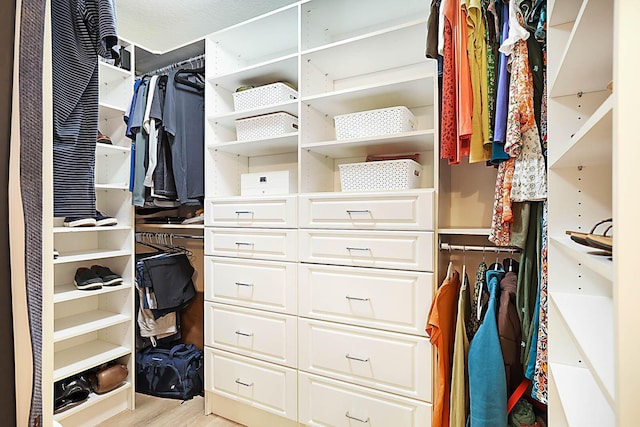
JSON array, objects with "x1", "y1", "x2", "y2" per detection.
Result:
[
  {"x1": 439, "y1": 243, "x2": 520, "y2": 253},
  {"x1": 135, "y1": 232, "x2": 204, "y2": 241},
  {"x1": 143, "y1": 53, "x2": 205, "y2": 76}
]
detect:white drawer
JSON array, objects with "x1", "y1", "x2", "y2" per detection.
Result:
[
  {"x1": 205, "y1": 348, "x2": 297, "y2": 421},
  {"x1": 299, "y1": 190, "x2": 434, "y2": 230},
  {"x1": 299, "y1": 372, "x2": 432, "y2": 427},
  {"x1": 298, "y1": 319, "x2": 431, "y2": 401},
  {"x1": 205, "y1": 303, "x2": 297, "y2": 367},
  {"x1": 299, "y1": 229, "x2": 433, "y2": 271},
  {"x1": 205, "y1": 228, "x2": 297, "y2": 261},
  {"x1": 205, "y1": 256, "x2": 297, "y2": 314},
  {"x1": 299, "y1": 264, "x2": 432, "y2": 335},
  {"x1": 205, "y1": 196, "x2": 297, "y2": 228}
]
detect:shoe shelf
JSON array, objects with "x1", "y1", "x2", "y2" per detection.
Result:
[
  {"x1": 96, "y1": 142, "x2": 131, "y2": 154},
  {"x1": 53, "y1": 282, "x2": 131, "y2": 304},
  {"x1": 54, "y1": 249, "x2": 133, "y2": 265},
  {"x1": 95, "y1": 183, "x2": 130, "y2": 191},
  {"x1": 549, "y1": 94, "x2": 613, "y2": 169},
  {"x1": 99, "y1": 61, "x2": 131, "y2": 87},
  {"x1": 549, "y1": 235, "x2": 613, "y2": 282},
  {"x1": 135, "y1": 223, "x2": 205, "y2": 231},
  {"x1": 549, "y1": 0, "x2": 614, "y2": 97},
  {"x1": 550, "y1": 291, "x2": 614, "y2": 403},
  {"x1": 99, "y1": 101, "x2": 128, "y2": 119},
  {"x1": 301, "y1": 130, "x2": 434, "y2": 158},
  {"x1": 550, "y1": 363, "x2": 614, "y2": 426},
  {"x1": 54, "y1": 340, "x2": 131, "y2": 382},
  {"x1": 54, "y1": 311, "x2": 131, "y2": 343},
  {"x1": 53, "y1": 225, "x2": 131, "y2": 234},
  {"x1": 53, "y1": 381, "x2": 132, "y2": 423}
]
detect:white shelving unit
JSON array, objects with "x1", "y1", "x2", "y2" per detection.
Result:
[
  {"x1": 45, "y1": 40, "x2": 136, "y2": 427},
  {"x1": 203, "y1": 2, "x2": 435, "y2": 426}
]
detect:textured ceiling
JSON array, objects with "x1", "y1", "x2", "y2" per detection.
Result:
[{"x1": 116, "y1": 0, "x2": 299, "y2": 52}]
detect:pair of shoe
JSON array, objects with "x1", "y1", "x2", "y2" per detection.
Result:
[
  {"x1": 54, "y1": 375, "x2": 92, "y2": 414},
  {"x1": 74, "y1": 265, "x2": 123, "y2": 290},
  {"x1": 566, "y1": 218, "x2": 613, "y2": 253},
  {"x1": 97, "y1": 131, "x2": 112, "y2": 145},
  {"x1": 64, "y1": 211, "x2": 118, "y2": 227}
]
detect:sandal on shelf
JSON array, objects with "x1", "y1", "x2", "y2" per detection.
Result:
[
  {"x1": 565, "y1": 218, "x2": 612, "y2": 248},
  {"x1": 586, "y1": 231, "x2": 613, "y2": 253}
]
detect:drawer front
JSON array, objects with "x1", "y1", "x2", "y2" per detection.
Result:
[
  {"x1": 299, "y1": 229, "x2": 433, "y2": 271},
  {"x1": 298, "y1": 319, "x2": 431, "y2": 401},
  {"x1": 205, "y1": 303, "x2": 297, "y2": 367},
  {"x1": 299, "y1": 372, "x2": 432, "y2": 427},
  {"x1": 299, "y1": 264, "x2": 432, "y2": 335},
  {"x1": 205, "y1": 196, "x2": 297, "y2": 228},
  {"x1": 299, "y1": 190, "x2": 434, "y2": 230},
  {"x1": 205, "y1": 228, "x2": 297, "y2": 262},
  {"x1": 205, "y1": 256, "x2": 297, "y2": 314},
  {"x1": 205, "y1": 348, "x2": 297, "y2": 421}
]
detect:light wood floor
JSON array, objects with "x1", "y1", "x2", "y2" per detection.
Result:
[{"x1": 97, "y1": 393, "x2": 243, "y2": 427}]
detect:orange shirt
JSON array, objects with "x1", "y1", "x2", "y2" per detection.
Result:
[{"x1": 427, "y1": 270, "x2": 462, "y2": 427}]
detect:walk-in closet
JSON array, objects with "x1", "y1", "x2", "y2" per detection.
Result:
[{"x1": 7, "y1": 0, "x2": 640, "y2": 426}]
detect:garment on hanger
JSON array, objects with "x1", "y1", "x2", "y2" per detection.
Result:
[
  {"x1": 440, "y1": 2, "x2": 460, "y2": 164},
  {"x1": 491, "y1": 2, "x2": 511, "y2": 164},
  {"x1": 497, "y1": 258, "x2": 523, "y2": 394},
  {"x1": 468, "y1": 265, "x2": 508, "y2": 427},
  {"x1": 427, "y1": 269, "x2": 461, "y2": 427},
  {"x1": 449, "y1": 273, "x2": 471, "y2": 427},
  {"x1": 426, "y1": 0, "x2": 441, "y2": 58},
  {"x1": 467, "y1": 260, "x2": 488, "y2": 340},
  {"x1": 531, "y1": 200, "x2": 548, "y2": 404},
  {"x1": 52, "y1": 0, "x2": 118, "y2": 217}
]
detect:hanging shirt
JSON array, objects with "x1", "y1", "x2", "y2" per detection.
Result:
[
  {"x1": 449, "y1": 274, "x2": 470, "y2": 427},
  {"x1": 497, "y1": 260, "x2": 524, "y2": 394},
  {"x1": 532, "y1": 200, "x2": 549, "y2": 404},
  {"x1": 491, "y1": 2, "x2": 511, "y2": 163},
  {"x1": 426, "y1": 270, "x2": 461, "y2": 427},
  {"x1": 468, "y1": 266, "x2": 508, "y2": 427},
  {"x1": 441, "y1": 1, "x2": 459, "y2": 164}
]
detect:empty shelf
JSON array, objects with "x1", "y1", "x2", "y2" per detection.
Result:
[
  {"x1": 54, "y1": 310, "x2": 131, "y2": 342},
  {"x1": 54, "y1": 340, "x2": 130, "y2": 382}
]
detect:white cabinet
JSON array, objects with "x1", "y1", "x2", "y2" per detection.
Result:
[
  {"x1": 48, "y1": 41, "x2": 136, "y2": 426},
  {"x1": 203, "y1": 1, "x2": 436, "y2": 425}
]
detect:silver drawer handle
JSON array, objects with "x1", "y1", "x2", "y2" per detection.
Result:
[
  {"x1": 235, "y1": 242, "x2": 253, "y2": 246},
  {"x1": 345, "y1": 354, "x2": 369, "y2": 363},
  {"x1": 235, "y1": 281, "x2": 254, "y2": 287},
  {"x1": 346, "y1": 247, "x2": 370, "y2": 252},
  {"x1": 345, "y1": 296, "x2": 370, "y2": 302},
  {"x1": 346, "y1": 210, "x2": 370, "y2": 214},
  {"x1": 345, "y1": 412, "x2": 370, "y2": 423},
  {"x1": 235, "y1": 210, "x2": 253, "y2": 215},
  {"x1": 235, "y1": 378, "x2": 254, "y2": 387},
  {"x1": 235, "y1": 330, "x2": 253, "y2": 337}
]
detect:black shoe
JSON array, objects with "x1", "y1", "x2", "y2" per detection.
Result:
[
  {"x1": 74, "y1": 267, "x2": 103, "y2": 290},
  {"x1": 63, "y1": 217, "x2": 97, "y2": 227},
  {"x1": 95, "y1": 210, "x2": 118, "y2": 226},
  {"x1": 54, "y1": 375, "x2": 92, "y2": 414},
  {"x1": 91, "y1": 265, "x2": 123, "y2": 286}
]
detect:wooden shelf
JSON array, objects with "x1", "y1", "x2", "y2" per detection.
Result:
[
  {"x1": 208, "y1": 132, "x2": 299, "y2": 157},
  {"x1": 550, "y1": 0, "x2": 614, "y2": 97},
  {"x1": 549, "y1": 0, "x2": 582, "y2": 26},
  {"x1": 54, "y1": 382, "x2": 132, "y2": 422},
  {"x1": 54, "y1": 249, "x2": 132, "y2": 265},
  {"x1": 99, "y1": 102, "x2": 127, "y2": 120},
  {"x1": 54, "y1": 340, "x2": 130, "y2": 382},
  {"x1": 54, "y1": 283, "x2": 131, "y2": 304},
  {"x1": 550, "y1": 95, "x2": 613, "y2": 168},
  {"x1": 551, "y1": 363, "x2": 614, "y2": 425},
  {"x1": 99, "y1": 61, "x2": 131, "y2": 85},
  {"x1": 551, "y1": 292, "x2": 614, "y2": 403},
  {"x1": 301, "y1": 74, "x2": 435, "y2": 117},
  {"x1": 95, "y1": 183, "x2": 129, "y2": 191},
  {"x1": 208, "y1": 100, "x2": 299, "y2": 130},
  {"x1": 96, "y1": 143, "x2": 131, "y2": 155},
  {"x1": 437, "y1": 228, "x2": 491, "y2": 236},
  {"x1": 208, "y1": 54, "x2": 299, "y2": 93},
  {"x1": 135, "y1": 223, "x2": 205, "y2": 230},
  {"x1": 53, "y1": 225, "x2": 130, "y2": 234},
  {"x1": 301, "y1": 130, "x2": 435, "y2": 158},
  {"x1": 54, "y1": 311, "x2": 131, "y2": 343},
  {"x1": 550, "y1": 235, "x2": 613, "y2": 282}
]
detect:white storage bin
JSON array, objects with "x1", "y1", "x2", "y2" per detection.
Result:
[
  {"x1": 241, "y1": 170, "x2": 295, "y2": 196},
  {"x1": 236, "y1": 112, "x2": 298, "y2": 141},
  {"x1": 233, "y1": 82, "x2": 298, "y2": 111},
  {"x1": 339, "y1": 159, "x2": 423, "y2": 192},
  {"x1": 334, "y1": 106, "x2": 416, "y2": 140}
]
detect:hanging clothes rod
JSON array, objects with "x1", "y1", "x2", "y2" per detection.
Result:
[
  {"x1": 439, "y1": 243, "x2": 520, "y2": 253},
  {"x1": 135, "y1": 232, "x2": 204, "y2": 241},
  {"x1": 142, "y1": 53, "x2": 205, "y2": 76}
]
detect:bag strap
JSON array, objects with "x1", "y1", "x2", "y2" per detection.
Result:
[
  {"x1": 169, "y1": 344, "x2": 188, "y2": 358},
  {"x1": 507, "y1": 379, "x2": 531, "y2": 414}
]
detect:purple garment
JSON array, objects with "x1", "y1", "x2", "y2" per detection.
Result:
[{"x1": 491, "y1": 2, "x2": 511, "y2": 164}]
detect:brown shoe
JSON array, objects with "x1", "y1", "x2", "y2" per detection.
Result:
[{"x1": 97, "y1": 131, "x2": 112, "y2": 144}]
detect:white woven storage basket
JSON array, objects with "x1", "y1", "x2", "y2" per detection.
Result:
[
  {"x1": 339, "y1": 159, "x2": 423, "y2": 192},
  {"x1": 233, "y1": 82, "x2": 298, "y2": 111},
  {"x1": 334, "y1": 106, "x2": 416, "y2": 140},
  {"x1": 236, "y1": 112, "x2": 298, "y2": 141}
]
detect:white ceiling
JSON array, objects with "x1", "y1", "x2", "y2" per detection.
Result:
[{"x1": 116, "y1": 0, "x2": 299, "y2": 52}]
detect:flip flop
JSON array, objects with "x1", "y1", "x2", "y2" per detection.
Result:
[
  {"x1": 565, "y1": 218, "x2": 612, "y2": 248},
  {"x1": 586, "y1": 234, "x2": 613, "y2": 253}
]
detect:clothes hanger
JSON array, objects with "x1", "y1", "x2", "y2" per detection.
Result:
[
  {"x1": 174, "y1": 67, "x2": 205, "y2": 91},
  {"x1": 446, "y1": 244, "x2": 454, "y2": 280},
  {"x1": 461, "y1": 245, "x2": 467, "y2": 282}
]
